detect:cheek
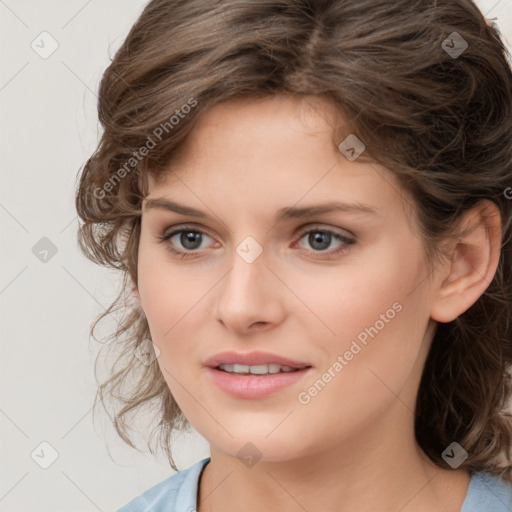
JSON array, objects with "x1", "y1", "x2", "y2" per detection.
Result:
[
  {"x1": 291, "y1": 291, "x2": 427, "y2": 449},
  {"x1": 137, "y1": 237, "x2": 209, "y2": 339},
  {"x1": 288, "y1": 242, "x2": 430, "y2": 407},
  {"x1": 137, "y1": 253, "x2": 208, "y2": 405},
  {"x1": 288, "y1": 241, "x2": 427, "y2": 345}
]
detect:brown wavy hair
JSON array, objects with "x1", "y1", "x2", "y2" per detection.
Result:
[{"x1": 75, "y1": 0, "x2": 512, "y2": 476}]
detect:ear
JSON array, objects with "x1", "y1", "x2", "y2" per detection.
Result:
[{"x1": 430, "y1": 200, "x2": 502, "y2": 323}]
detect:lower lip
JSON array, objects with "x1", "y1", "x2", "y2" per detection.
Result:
[{"x1": 206, "y1": 367, "x2": 312, "y2": 399}]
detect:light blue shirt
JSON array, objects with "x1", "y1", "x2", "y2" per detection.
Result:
[{"x1": 116, "y1": 457, "x2": 512, "y2": 511}]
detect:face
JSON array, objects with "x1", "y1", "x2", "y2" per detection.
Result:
[{"x1": 137, "y1": 94, "x2": 437, "y2": 462}]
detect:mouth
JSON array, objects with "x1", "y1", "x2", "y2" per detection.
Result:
[
  {"x1": 216, "y1": 363, "x2": 307, "y2": 375},
  {"x1": 204, "y1": 350, "x2": 312, "y2": 370},
  {"x1": 204, "y1": 351, "x2": 313, "y2": 399}
]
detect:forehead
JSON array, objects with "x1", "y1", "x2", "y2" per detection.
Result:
[
  {"x1": 149, "y1": 94, "x2": 357, "y2": 183},
  {"x1": 144, "y1": 94, "x2": 415, "y2": 226},
  {"x1": 176, "y1": 94, "x2": 342, "y2": 156}
]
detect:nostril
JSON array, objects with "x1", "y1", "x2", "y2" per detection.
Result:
[{"x1": 250, "y1": 321, "x2": 267, "y2": 328}]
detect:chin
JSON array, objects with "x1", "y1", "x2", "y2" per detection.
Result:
[{"x1": 200, "y1": 421, "x2": 313, "y2": 463}]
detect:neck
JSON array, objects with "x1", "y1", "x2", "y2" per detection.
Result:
[{"x1": 197, "y1": 401, "x2": 470, "y2": 512}]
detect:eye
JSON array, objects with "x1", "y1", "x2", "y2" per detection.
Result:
[
  {"x1": 157, "y1": 224, "x2": 355, "y2": 260},
  {"x1": 294, "y1": 226, "x2": 355, "y2": 257},
  {"x1": 158, "y1": 225, "x2": 217, "y2": 259}
]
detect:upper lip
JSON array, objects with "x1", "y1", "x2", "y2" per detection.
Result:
[{"x1": 204, "y1": 351, "x2": 312, "y2": 369}]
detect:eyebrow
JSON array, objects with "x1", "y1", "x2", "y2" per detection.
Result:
[{"x1": 143, "y1": 198, "x2": 378, "y2": 222}]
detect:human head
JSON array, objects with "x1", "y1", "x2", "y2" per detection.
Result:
[{"x1": 76, "y1": 0, "x2": 512, "y2": 476}]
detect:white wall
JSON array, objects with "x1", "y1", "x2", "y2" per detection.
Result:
[{"x1": 1, "y1": 1, "x2": 510, "y2": 510}]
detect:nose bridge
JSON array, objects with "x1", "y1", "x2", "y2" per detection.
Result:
[{"x1": 214, "y1": 237, "x2": 282, "y2": 332}]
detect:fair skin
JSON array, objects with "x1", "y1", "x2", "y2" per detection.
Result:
[{"x1": 135, "y1": 94, "x2": 501, "y2": 512}]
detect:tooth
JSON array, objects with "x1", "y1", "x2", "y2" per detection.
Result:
[
  {"x1": 233, "y1": 364, "x2": 250, "y2": 373},
  {"x1": 218, "y1": 363, "x2": 299, "y2": 374},
  {"x1": 268, "y1": 364, "x2": 281, "y2": 374},
  {"x1": 249, "y1": 364, "x2": 269, "y2": 374}
]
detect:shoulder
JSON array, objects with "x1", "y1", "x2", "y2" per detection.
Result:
[
  {"x1": 461, "y1": 471, "x2": 512, "y2": 512},
  {"x1": 116, "y1": 457, "x2": 210, "y2": 512}
]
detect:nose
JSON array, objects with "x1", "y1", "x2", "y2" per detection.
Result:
[{"x1": 214, "y1": 248, "x2": 285, "y2": 335}]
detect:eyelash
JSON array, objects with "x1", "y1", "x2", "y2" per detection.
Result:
[{"x1": 157, "y1": 224, "x2": 355, "y2": 260}]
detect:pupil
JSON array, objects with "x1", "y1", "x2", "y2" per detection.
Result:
[
  {"x1": 181, "y1": 231, "x2": 201, "y2": 250},
  {"x1": 310, "y1": 232, "x2": 330, "y2": 251}
]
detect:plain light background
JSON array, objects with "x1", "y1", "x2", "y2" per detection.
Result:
[{"x1": 1, "y1": 1, "x2": 511, "y2": 510}]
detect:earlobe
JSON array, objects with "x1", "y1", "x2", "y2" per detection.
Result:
[{"x1": 430, "y1": 200, "x2": 501, "y2": 323}]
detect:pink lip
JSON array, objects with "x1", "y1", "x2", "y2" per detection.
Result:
[
  {"x1": 204, "y1": 351, "x2": 313, "y2": 399},
  {"x1": 206, "y1": 367, "x2": 313, "y2": 399},
  {"x1": 204, "y1": 350, "x2": 311, "y2": 369}
]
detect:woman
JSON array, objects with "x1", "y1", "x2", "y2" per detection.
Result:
[{"x1": 76, "y1": 1, "x2": 512, "y2": 510}]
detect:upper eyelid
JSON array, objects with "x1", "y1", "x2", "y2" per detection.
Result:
[
  {"x1": 162, "y1": 224, "x2": 215, "y2": 241},
  {"x1": 296, "y1": 224, "x2": 354, "y2": 238},
  {"x1": 162, "y1": 223, "x2": 352, "y2": 237}
]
